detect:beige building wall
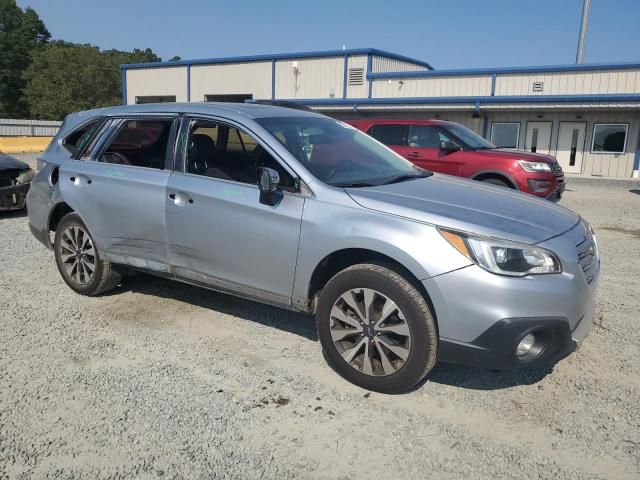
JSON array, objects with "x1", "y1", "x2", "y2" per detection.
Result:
[
  {"x1": 190, "y1": 62, "x2": 272, "y2": 101},
  {"x1": 346, "y1": 55, "x2": 369, "y2": 99},
  {"x1": 275, "y1": 57, "x2": 344, "y2": 99},
  {"x1": 126, "y1": 66, "x2": 188, "y2": 104},
  {"x1": 482, "y1": 110, "x2": 639, "y2": 178},
  {"x1": 494, "y1": 69, "x2": 640, "y2": 96},
  {"x1": 372, "y1": 56, "x2": 427, "y2": 73},
  {"x1": 372, "y1": 76, "x2": 492, "y2": 98}
]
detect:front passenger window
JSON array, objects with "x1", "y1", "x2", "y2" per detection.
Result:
[
  {"x1": 99, "y1": 119, "x2": 173, "y2": 169},
  {"x1": 185, "y1": 120, "x2": 296, "y2": 190},
  {"x1": 408, "y1": 125, "x2": 452, "y2": 149}
]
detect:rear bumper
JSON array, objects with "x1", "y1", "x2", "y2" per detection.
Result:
[{"x1": 29, "y1": 221, "x2": 52, "y2": 249}]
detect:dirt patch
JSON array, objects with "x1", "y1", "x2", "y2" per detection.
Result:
[{"x1": 601, "y1": 226, "x2": 640, "y2": 238}]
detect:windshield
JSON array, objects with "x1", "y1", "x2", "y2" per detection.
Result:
[
  {"x1": 256, "y1": 116, "x2": 428, "y2": 187},
  {"x1": 443, "y1": 123, "x2": 495, "y2": 150}
]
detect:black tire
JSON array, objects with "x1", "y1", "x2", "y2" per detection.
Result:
[
  {"x1": 480, "y1": 177, "x2": 511, "y2": 188},
  {"x1": 316, "y1": 264, "x2": 437, "y2": 393},
  {"x1": 54, "y1": 213, "x2": 121, "y2": 296}
]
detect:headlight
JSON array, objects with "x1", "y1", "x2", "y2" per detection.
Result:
[
  {"x1": 17, "y1": 168, "x2": 35, "y2": 184},
  {"x1": 440, "y1": 229, "x2": 561, "y2": 276},
  {"x1": 518, "y1": 160, "x2": 552, "y2": 173}
]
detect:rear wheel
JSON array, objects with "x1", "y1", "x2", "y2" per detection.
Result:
[
  {"x1": 54, "y1": 213, "x2": 121, "y2": 296},
  {"x1": 316, "y1": 264, "x2": 437, "y2": 393}
]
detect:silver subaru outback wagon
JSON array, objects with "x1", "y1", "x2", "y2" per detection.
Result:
[{"x1": 27, "y1": 103, "x2": 599, "y2": 393}]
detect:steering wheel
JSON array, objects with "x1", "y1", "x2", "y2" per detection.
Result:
[{"x1": 326, "y1": 160, "x2": 354, "y2": 181}]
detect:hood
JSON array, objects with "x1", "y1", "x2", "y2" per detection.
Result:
[
  {"x1": 476, "y1": 148, "x2": 557, "y2": 163},
  {"x1": 0, "y1": 154, "x2": 30, "y2": 171},
  {"x1": 346, "y1": 174, "x2": 579, "y2": 244}
]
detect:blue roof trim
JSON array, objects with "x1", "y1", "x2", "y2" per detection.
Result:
[
  {"x1": 278, "y1": 93, "x2": 640, "y2": 106},
  {"x1": 121, "y1": 48, "x2": 433, "y2": 70},
  {"x1": 367, "y1": 61, "x2": 640, "y2": 79}
]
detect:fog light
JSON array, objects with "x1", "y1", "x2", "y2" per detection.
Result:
[
  {"x1": 516, "y1": 333, "x2": 536, "y2": 358},
  {"x1": 527, "y1": 179, "x2": 551, "y2": 193}
]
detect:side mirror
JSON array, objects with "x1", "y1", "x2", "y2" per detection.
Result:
[
  {"x1": 257, "y1": 167, "x2": 282, "y2": 206},
  {"x1": 440, "y1": 140, "x2": 460, "y2": 153}
]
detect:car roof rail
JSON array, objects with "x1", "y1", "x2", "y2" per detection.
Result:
[{"x1": 246, "y1": 99, "x2": 315, "y2": 112}]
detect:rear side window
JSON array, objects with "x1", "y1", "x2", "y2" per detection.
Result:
[
  {"x1": 98, "y1": 119, "x2": 173, "y2": 170},
  {"x1": 63, "y1": 119, "x2": 102, "y2": 155},
  {"x1": 369, "y1": 124, "x2": 405, "y2": 146}
]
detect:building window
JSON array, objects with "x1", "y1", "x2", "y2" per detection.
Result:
[
  {"x1": 490, "y1": 123, "x2": 520, "y2": 149},
  {"x1": 591, "y1": 124, "x2": 628, "y2": 153},
  {"x1": 135, "y1": 96, "x2": 176, "y2": 104}
]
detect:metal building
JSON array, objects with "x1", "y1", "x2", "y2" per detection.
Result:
[{"x1": 121, "y1": 48, "x2": 640, "y2": 178}]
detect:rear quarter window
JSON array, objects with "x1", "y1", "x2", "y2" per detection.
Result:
[{"x1": 63, "y1": 119, "x2": 103, "y2": 156}]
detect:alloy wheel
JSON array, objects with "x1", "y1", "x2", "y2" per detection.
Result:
[
  {"x1": 59, "y1": 225, "x2": 96, "y2": 285},
  {"x1": 330, "y1": 288, "x2": 411, "y2": 376}
]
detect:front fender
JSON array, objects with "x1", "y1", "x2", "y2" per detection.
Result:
[{"x1": 291, "y1": 198, "x2": 472, "y2": 307}]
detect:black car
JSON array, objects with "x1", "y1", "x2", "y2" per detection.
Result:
[{"x1": 0, "y1": 154, "x2": 34, "y2": 211}]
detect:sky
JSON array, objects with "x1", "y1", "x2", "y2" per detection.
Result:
[{"x1": 16, "y1": 0, "x2": 640, "y2": 69}]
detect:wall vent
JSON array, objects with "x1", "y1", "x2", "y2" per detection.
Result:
[
  {"x1": 348, "y1": 67, "x2": 365, "y2": 86},
  {"x1": 532, "y1": 81, "x2": 544, "y2": 92}
]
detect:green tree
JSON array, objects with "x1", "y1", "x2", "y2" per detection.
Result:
[
  {"x1": 0, "y1": 0, "x2": 50, "y2": 117},
  {"x1": 24, "y1": 42, "x2": 120, "y2": 120},
  {"x1": 23, "y1": 43, "x2": 161, "y2": 120}
]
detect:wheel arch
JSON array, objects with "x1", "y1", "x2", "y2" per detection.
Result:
[
  {"x1": 471, "y1": 170, "x2": 518, "y2": 189},
  {"x1": 48, "y1": 201, "x2": 75, "y2": 233},
  {"x1": 305, "y1": 248, "x2": 438, "y2": 328}
]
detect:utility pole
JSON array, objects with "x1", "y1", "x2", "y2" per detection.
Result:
[{"x1": 576, "y1": 0, "x2": 591, "y2": 64}]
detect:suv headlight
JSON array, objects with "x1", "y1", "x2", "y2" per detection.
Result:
[
  {"x1": 518, "y1": 160, "x2": 552, "y2": 173},
  {"x1": 440, "y1": 229, "x2": 561, "y2": 276},
  {"x1": 17, "y1": 168, "x2": 35, "y2": 184}
]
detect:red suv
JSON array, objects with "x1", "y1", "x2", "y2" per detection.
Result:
[{"x1": 348, "y1": 119, "x2": 565, "y2": 200}]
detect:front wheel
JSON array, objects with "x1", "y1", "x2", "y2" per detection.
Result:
[
  {"x1": 54, "y1": 213, "x2": 121, "y2": 296},
  {"x1": 316, "y1": 264, "x2": 438, "y2": 393}
]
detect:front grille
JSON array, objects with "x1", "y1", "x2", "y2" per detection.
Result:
[
  {"x1": 550, "y1": 162, "x2": 563, "y2": 176},
  {"x1": 576, "y1": 228, "x2": 598, "y2": 284}
]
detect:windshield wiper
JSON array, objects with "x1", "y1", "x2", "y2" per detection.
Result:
[
  {"x1": 333, "y1": 181, "x2": 376, "y2": 188},
  {"x1": 380, "y1": 171, "x2": 432, "y2": 185}
]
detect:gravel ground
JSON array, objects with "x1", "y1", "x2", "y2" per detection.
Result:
[{"x1": 1, "y1": 154, "x2": 639, "y2": 479}]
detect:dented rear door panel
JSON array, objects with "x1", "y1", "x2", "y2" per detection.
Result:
[{"x1": 59, "y1": 159, "x2": 170, "y2": 266}]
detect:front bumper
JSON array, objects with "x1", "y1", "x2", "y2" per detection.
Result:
[
  {"x1": 425, "y1": 221, "x2": 598, "y2": 370},
  {"x1": 437, "y1": 312, "x2": 594, "y2": 369},
  {"x1": 0, "y1": 182, "x2": 30, "y2": 210}
]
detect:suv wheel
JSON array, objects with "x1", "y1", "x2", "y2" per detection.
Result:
[
  {"x1": 54, "y1": 213, "x2": 121, "y2": 296},
  {"x1": 316, "y1": 264, "x2": 437, "y2": 393}
]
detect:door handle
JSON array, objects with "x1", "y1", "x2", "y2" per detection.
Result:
[
  {"x1": 169, "y1": 192, "x2": 193, "y2": 206},
  {"x1": 69, "y1": 175, "x2": 91, "y2": 185}
]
